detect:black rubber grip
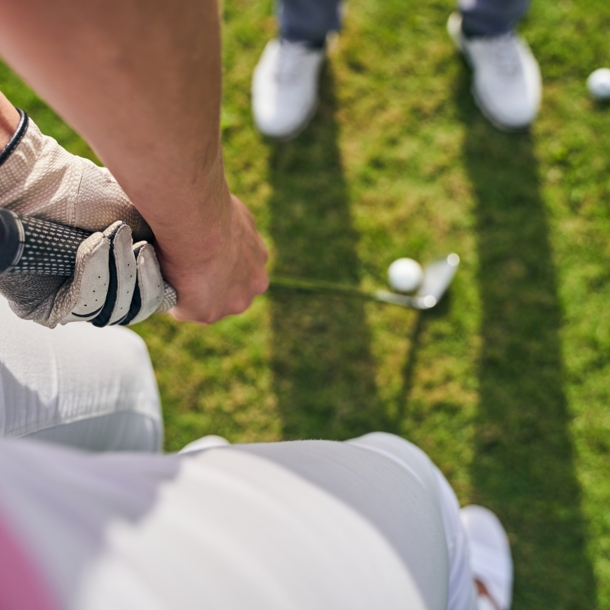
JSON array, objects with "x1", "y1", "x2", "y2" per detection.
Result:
[{"x1": 0, "y1": 209, "x2": 91, "y2": 276}]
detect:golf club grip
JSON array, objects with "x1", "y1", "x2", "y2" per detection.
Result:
[
  {"x1": 0, "y1": 209, "x2": 178, "y2": 313},
  {"x1": 0, "y1": 209, "x2": 90, "y2": 275}
]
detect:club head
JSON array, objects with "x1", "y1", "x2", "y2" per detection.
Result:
[
  {"x1": 415, "y1": 253, "x2": 460, "y2": 309},
  {"x1": 374, "y1": 254, "x2": 460, "y2": 310},
  {"x1": 269, "y1": 254, "x2": 460, "y2": 311}
]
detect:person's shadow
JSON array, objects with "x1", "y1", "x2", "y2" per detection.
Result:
[
  {"x1": 456, "y1": 70, "x2": 597, "y2": 607},
  {"x1": 266, "y1": 66, "x2": 387, "y2": 440}
]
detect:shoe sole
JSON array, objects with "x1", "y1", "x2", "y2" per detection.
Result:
[
  {"x1": 447, "y1": 13, "x2": 531, "y2": 133},
  {"x1": 471, "y1": 87, "x2": 531, "y2": 133},
  {"x1": 259, "y1": 96, "x2": 320, "y2": 142},
  {"x1": 460, "y1": 505, "x2": 513, "y2": 610}
]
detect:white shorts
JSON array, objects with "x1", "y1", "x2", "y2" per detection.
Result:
[{"x1": 0, "y1": 299, "x2": 476, "y2": 610}]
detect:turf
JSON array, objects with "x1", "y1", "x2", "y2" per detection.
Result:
[{"x1": 1, "y1": 0, "x2": 609, "y2": 606}]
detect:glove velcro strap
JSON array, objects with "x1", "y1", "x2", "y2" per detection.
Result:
[
  {"x1": 116, "y1": 242, "x2": 144, "y2": 326},
  {"x1": 91, "y1": 234, "x2": 119, "y2": 327},
  {"x1": 90, "y1": 222, "x2": 137, "y2": 327},
  {"x1": 0, "y1": 109, "x2": 29, "y2": 168}
]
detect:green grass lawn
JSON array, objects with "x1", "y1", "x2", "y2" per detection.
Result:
[{"x1": 2, "y1": 0, "x2": 610, "y2": 607}]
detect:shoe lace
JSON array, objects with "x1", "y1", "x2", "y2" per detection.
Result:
[
  {"x1": 275, "y1": 41, "x2": 312, "y2": 85},
  {"x1": 485, "y1": 33, "x2": 521, "y2": 77}
]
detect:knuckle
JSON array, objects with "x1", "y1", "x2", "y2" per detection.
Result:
[
  {"x1": 257, "y1": 275, "x2": 270, "y2": 294},
  {"x1": 169, "y1": 308, "x2": 188, "y2": 322},
  {"x1": 230, "y1": 297, "x2": 251, "y2": 315}
]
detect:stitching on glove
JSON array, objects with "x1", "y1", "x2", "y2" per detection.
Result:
[
  {"x1": 0, "y1": 109, "x2": 29, "y2": 168},
  {"x1": 71, "y1": 305, "x2": 104, "y2": 318}
]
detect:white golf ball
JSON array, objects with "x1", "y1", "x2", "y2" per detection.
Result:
[
  {"x1": 388, "y1": 258, "x2": 424, "y2": 293},
  {"x1": 587, "y1": 68, "x2": 610, "y2": 100}
]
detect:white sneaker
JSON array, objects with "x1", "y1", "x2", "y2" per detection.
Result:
[
  {"x1": 252, "y1": 39, "x2": 325, "y2": 139},
  {"x1": 179, "y1": 435, "x2": 230, "y2": 455},
  {"x1": 461, "y1": 505, "x2": 513, "y2": 610},
  {"x1": 448, "y1": 12, "x2": 541, "y2": 131}
]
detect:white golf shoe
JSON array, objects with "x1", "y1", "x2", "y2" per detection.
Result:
[
  {"x1": 252, "y1": 39, "x2": 325, "y2": 139},
  {"x1": 448, "y1": 12, "x2": 541, "y2": 131},
  {"x1": 461, "y1": 505, "x2": 513, "y2": 610},
  {"x1": 179, "y1": 435, "x2": 230, "y2": 454}
]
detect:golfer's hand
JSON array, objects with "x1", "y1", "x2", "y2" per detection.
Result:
[
  {"x1": 0, "y1": 221, "x2": 168, "y2": 328},
  {"x1": 0, "y1": 112, "x2": 167, "y2": 327},
  {"x1": 158, "y1": 194, "x2": 269, "y2": 325}
]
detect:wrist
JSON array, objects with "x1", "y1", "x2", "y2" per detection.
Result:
[
  {"x1": 0, "y1": 95, "x2": 21, "y2": 152},
  {"x1": 153, "y1": 184, "x2": 233, "y2": 273},
  {"x1": 0, "y1": 108, "x2": 27, "y2": 166},
  {"x1": 0, "y1": 115, "x2": 57, "y2": 207}
]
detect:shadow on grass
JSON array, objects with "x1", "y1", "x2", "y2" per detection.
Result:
[
  {"x1": 267, "y1": 67, "x2": 386, "y2": 440},
  {"x1": 396, "y1": 293, "x2": 452, "y2": 426},
  {"x1": 456, "y1": 71, "x2": 597, "y2": 608}
]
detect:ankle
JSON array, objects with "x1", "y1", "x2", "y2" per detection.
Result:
[
  {"x1": 279, "y1": 36, "x2": 326, "y2": 50},
  {"x1": 459, "y1": 14, "x2": 514, "y2": 40}
]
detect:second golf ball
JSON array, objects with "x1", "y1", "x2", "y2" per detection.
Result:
[
  {"x1": 388, "y1": 258, "x2": 424, "y2": 293},
  {"x1": 587, "y1": 68, "x2": 610, "y2": 100}
]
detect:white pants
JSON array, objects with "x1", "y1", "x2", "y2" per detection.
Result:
[
  {"x1": 0, "y1": 297, "x2": 162, "y2": 451},
  {"x1": 0, "y1": 298, "x2": 476, "y2": 610}
]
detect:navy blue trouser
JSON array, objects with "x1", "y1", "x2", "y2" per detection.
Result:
[{"x1": 280, "y1": 0, "x2": 531, "y2": 45}]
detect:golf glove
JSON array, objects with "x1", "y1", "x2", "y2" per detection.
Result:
[{"x1": 0, "y1": 110, "x2": 174, "y2": 327}]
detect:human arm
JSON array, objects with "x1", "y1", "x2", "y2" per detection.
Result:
[{"x1": 0, "y1": 0, "x2": 268, "y2": 324}]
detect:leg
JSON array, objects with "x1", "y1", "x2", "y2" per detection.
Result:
[
  {"x1": 448, "y1": 0, "x2": 540, "y2": 131},
  {"x1": 0, "y1": 433, "x2": 486, "y2": 609},
  {"x1": 235, "y1": 437, "x2": 458, "y2": 609},
  {"x1": 278, "y1": 0, "x2": 342, "y2": 47},
  {"x1": 345, "y1": 433, "x2": 478, "y2": 610},
  {"x1": 0, "y1": 296, "x2": 162, "y2": 451},
  {"x1": 459, "y1": 0, "x2": 531, "y2": 37}
]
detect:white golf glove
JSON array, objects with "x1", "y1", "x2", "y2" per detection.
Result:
[{"x1": 0, "y1": 110, "x2": 174, "y2": 327}]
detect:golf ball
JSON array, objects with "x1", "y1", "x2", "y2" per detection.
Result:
[
  {"x1": 388, "y1": 258, "x2": 424, "y2": 293},
  {"x1": 587, "y1": 68, "x2": 610, "y2": 100}
]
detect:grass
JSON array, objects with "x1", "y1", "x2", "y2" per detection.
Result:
[{"x1": 1, "y1": 0, "x2": 610, "y2": 606}]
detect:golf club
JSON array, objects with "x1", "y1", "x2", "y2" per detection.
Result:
[
  {"x1": 270, "y1": 254, "x2": 459, "y2": 310},
  {"x1": 0, "y1": 209, "x2": 459, "y2": 311}
]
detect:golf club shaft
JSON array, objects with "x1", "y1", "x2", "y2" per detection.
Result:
[{"x1": 269, "y1": 274, "x2": 421, "y2": 308}]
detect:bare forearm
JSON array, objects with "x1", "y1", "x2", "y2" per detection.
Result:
[
  {"x1": 0, "y1": 0, "x2": 268, "y2": 324},
  {"x1": 0, "y1": 0, "x2": 228, "y2": 263}
]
